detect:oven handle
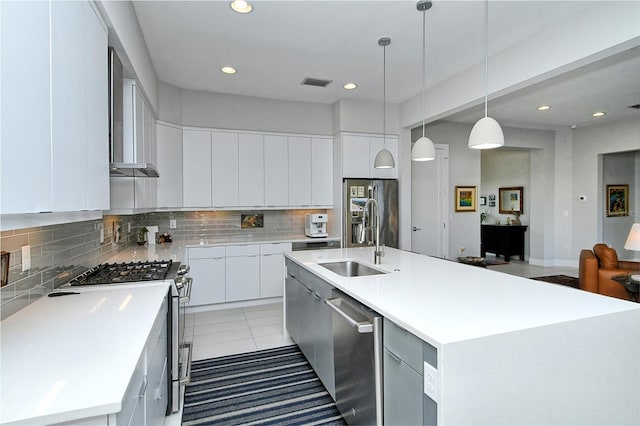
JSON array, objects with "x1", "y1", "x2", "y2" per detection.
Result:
[
  {"x1": 179, "y1": 277, "x2": 192, "y2": 304},
  {"x1": 179, "y1": 341, "x2": 193, "y2": 385}
]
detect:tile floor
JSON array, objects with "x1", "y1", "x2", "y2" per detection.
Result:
[{"x1": 164, "y1": 257, "x2": 578, "y2": 425}]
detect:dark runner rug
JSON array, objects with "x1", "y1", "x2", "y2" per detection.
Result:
[
  {"x1": 531, "y1": 274, "x2": 580, "y2": 289},
  {"x1": 182, "y1": 345, "x2": 346, "y2": 426}
]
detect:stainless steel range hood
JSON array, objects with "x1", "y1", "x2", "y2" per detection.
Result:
[{"x1": 109, "y1": 48, "x2": 159, "y2": 178}]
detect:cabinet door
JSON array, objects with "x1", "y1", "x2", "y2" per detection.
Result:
[
  {"x1": 260, "y1": 253, "x2": 285, "y2": 298},
  {"x1": 238, "y1": 134, "x2": 264, "y2": 207},
  {"x1": 183, "y1": 130, "x2": 212, "y2": 207},
  {"x1": 51, "y1": 0, "x2": 88, "y2": 212},
  {"x1": 383, "y1": 348, "x2": 423, "y2": 426},
  {"x1": 311, "y1": 138, "x2": 333, "y2": 206},
  {"x1": 212, "y1": 131, "x2": 239, "y2": 207},
  {"x1": 288, "y1": 137, "x2": 312, "y2": 206},
  {"x1": 285, "y1": 276, "x2": 314, "y2": 363},
  {"x1": 0, "y1": 1, "x2": 52, "y2": 214},
  {"x1": 370, "y1": 136, "x2": 398, "y2": 179},
  {"x1": 264, "y1": 135, "x2": 289, "y2": 206},
  {"x1": 84, "y1": 5, "x2": 109, "y2": 211},
  {"x1": 156, "y1": 123, "x2": 183, "y2": 208},
  {"x1": 313, "y1": 293, "x2": 335, "y2": 397},
  {"x1": 342, "y1": 135, "x2": 370, "y2": 178},
  {"x1": 226, "y1": 255, "x2": 260, "y2": 302},
  {"x1": 188, "y1": 257, "x2": 225, "y2": 306}
]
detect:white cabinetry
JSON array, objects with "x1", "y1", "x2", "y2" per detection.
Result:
[
  {"x1": 226, "y1": 245, "x2": 260, "y2": 302},
  {"x1": 1, "y1": 0, "x2": 109, "y2": 215},
  {"x1": 311, "y1": 138, "x2": 333, "y2": 206},
  {"x1": 212, "y1": 131, "x2": 239, "y2": 207},
  {"x1": 260, "y1": 243, "x2": 292, "y2": 298},
  {"x1": 156, "y1": 123, "x2": 183, "y2": 208},
  {"x1": 238, "y1": 134, "x2": 265, "y2": 207},
  {"x1": 288, "y1": 137, "x2": 312, "y2": 206},
  {"x1": 187, "y1": 246, "x2": 226, "y2": 306},
  {"x1": 264, "y1": 135, "x2": 289, "y2": 207},
  {"x1": 183, "y1": 130, "x2": 212, "y2": 207},
  {"x1": 340, "y1": 133, "x2": 398, "y2": 179}
]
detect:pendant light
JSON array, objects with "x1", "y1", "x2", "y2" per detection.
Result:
[
  {"x1": 374, "y1": 37, "x2": 395, "y2": 169},
  {"x1": 412, "y1": 0, "x2": 436, "y2": 161},
  {"x1": 468, "y1": 0, "x2": 504, "y2": 149}
]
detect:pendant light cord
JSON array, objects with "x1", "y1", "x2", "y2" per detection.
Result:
[
  {"x1": 421, "y1": 8, "x2": 426, "y2": 138},
  {"x1": 484, "y1": 0, "x2": 489, "y2": 118},
  {"x1": 383, "y1": 42, "x2": 387, "y2": 142}
]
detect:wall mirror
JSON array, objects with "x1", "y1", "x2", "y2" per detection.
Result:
[{"x1": 499, "y1": 187, "x2": 523, "y2": 214}]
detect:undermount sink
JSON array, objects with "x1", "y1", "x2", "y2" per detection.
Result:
[{"x1": 318, "y1": 260, "x2": 387, "y2": 277}]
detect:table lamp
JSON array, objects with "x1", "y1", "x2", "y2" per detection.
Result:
[{"x1": 624, "y1": 223, "x2": 640, "y2": 280}]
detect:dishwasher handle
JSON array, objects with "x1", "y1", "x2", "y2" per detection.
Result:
[{"x1": 326, "y1": 298, "x2": 373, "y2": 333}]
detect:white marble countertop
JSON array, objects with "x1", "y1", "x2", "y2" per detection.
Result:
[
  {"x1": 0, "y1": 282, "x2": 170, "y2": 425},
  {"x1": 286, "y1": 247, "x2": 640, "y2": 347},
  {"x1": 105, "y1": 235, "x2": 340, "y2": 263}
]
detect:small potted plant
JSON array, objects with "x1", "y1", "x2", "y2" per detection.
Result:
[
  {"x1": 137, "y1": 227, "x2": 148, "y2": 245},
  {"x1": 480, "y1": 212, "x2": 487, "y2": 224}
]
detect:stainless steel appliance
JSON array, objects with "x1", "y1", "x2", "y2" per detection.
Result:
[
  {"x1": 68, "y1": 260, "x2": 192, "y2": 414},
  {"x1": 344, "y1": 179, "x2": 398, "y2": 249},
  {"x1": 305, "y1": 213, "x2": 328, "y2": 238},
  {"x1": 327, "y1": 290, "x2": 383, "y2": 425},
  {"x1": 291, "y1": 239, "x2": 341, "y2": 251},
  {"x1": 108, "y1": 47, "x2": 159, "y2": 178}
]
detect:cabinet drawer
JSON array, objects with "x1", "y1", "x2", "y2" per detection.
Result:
[
  {"x1": 383, "y1": 318, "x2": 423, "y2": 373},
  {"x1": 300, "y1": 269, "x2": 333, "y2": 299},
  {"x1": 260, "y1": 242, "x2": 292, "y2": 255},
  {"x1": 285, "y1": 258, "x2": 300, "y2": 279},
  {"x1": 188, "y1": 246, "x2": 225, "y2": 260},
  {"x1": 226, "y1": 244, "x2": 259, "y2": 257},
  {"x1": 148, "y1": 297, "x2": 168, "y2": 366},
  {"x1": 384, "y1": 348, "x2": 423, "y2": 426}
]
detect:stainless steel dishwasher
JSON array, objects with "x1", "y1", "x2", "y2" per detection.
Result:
[{"x1": 327, "y1": 290, "x2": 383, "y2": 425}]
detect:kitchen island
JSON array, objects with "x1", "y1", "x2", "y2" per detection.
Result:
[
  {"x1": 285, "y1": 246, "x2": 640, "y2": 425},
  {"x1": 0, "y1": 282, "x2": 170, "y2": 425}
]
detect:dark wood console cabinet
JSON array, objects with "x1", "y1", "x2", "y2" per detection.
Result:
[{"x1": 481, "y1": 225, "x2": 528, "y2": 262}]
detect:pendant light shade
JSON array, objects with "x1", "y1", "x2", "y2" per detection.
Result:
[
  {"x1": 374, "y1": 37, "x2": 395, "y2": 169},
  {"x1": 412, "y1": 136, "x2": 436, "y2": 161},
  {"x1": 469, "y1": 116, "x2": 504, "y2": 149},
  {"x1": 468, "y1": 0, "x2": 504, "y2": 150},
  {"x1": 412, "y1": 0, "x2": 436, "y2": 162}
]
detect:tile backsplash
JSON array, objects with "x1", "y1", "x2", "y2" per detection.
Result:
[{"x1": 0, "y1": 209, "x2": 325, "y2": 319}]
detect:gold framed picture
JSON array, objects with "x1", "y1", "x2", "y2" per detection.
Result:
[
  {"x1": 606, "y1": 184, "x2": 629, "y2": 217},
  {"x1": 455, "y1": 186, "x2": 477, "y2": 212}
]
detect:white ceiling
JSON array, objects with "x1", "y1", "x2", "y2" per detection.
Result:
[{"x1": 132, "y1": 0, "x2": 640, "y2": 131}]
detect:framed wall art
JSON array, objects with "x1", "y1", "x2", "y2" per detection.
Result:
[
  {"x1": 499, "y1": 187, "x2": 524, "y2": 214},
  {"x1": 480, "y1": 196, "x2": 487, "y2": 206},
  {"x1": 606, "y1": 184, "x2": 629, "y2": 217},
  {"x1": 455, "y1": 186, "x2": 477, "y2": 212}
]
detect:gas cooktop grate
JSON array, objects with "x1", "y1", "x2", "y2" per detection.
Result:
[{"x1": 69, "y1": 260, "x2": 173, "y2": 286}]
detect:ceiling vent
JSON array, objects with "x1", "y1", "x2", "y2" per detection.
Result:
[
  {"x1": 628, "y1": 103, "x2": 640, "y2": 109},
  {"x1": 301, "y1": 77, "x2": 332, "y2": 88}
]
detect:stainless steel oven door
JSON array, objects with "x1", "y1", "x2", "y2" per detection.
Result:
[
  {"x1": 178, "y1": 276, "x2": 192, "y2": 385},
  {"x1": 170, "y1": 275, "x2": 192, "y2": 413}
]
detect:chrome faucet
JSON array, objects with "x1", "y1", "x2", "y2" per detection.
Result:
[{"x1": 360, "y1": 197, "x2": 383, "y2": 264}]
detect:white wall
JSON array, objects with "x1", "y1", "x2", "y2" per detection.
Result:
[
  {"x1": 572, "y1": 118, "x2": 640, "y2": 257},
  {"x1": 332, "y1": 99, "x2": 399, "y2": 136}
]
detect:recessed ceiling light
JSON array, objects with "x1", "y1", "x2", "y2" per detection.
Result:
[
  {"x1": 343, "y1": 83, "x2": 357, "y2": 90},
  {"x1": 570, "y1": 124, "x2": 577, "y2": 129},
  {"x1": 230, "y1": 0, "x2": 252, "y2": 14},
  {"x1": 537, "y1": 105, "x2": 551, "y2": 111},
  {"x1": 592, "y1": 111, "x2": 606, "y2": 117},
  {"x1": 221, "y1": 66, "x2": 237, "y2": 74}
]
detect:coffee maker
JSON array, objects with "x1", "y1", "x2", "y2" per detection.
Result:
[{"x1": 305, "y1": 214, "x2": 328, "y2": 238}]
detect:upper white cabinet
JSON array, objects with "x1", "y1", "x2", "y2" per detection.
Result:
[
  {"x1": 1, "y1": 0, "x2": 109, "y2": 215},
  {"x1": 340, "y1": 133, "x2": 398, "y2": 179},
  {"x1": 156, "y1": 122, "x2": 183, "y2": 208},
  {"x1": 212, "y1": 131, "x2": 239, "y2": 207},
  {"x1": 183, "y1": 130, "x2": 212, "y2": 207},
  {"x1": 238, "y1": 134, "x2": 264, "y2": 207},
  {"x1": 288, "y1": 137, "x2": 312, "y2": 206},
  {"x1": 264, "y1": 135, "x2": 289, "y2": 207},
  {"x1": 311, "y1": 138, "x2": 333, "y2": 206}
]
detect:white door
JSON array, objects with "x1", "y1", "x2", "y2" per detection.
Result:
[
  {"x1": 311, "y1": 138, "x2": 333, "y2": 206},
  {"x1": 238, "y1": 133, "x2": 264, "y2": 207},
  {"x1": 156, "y1": 123, "x2": 183, "y2": 208},
  {"x1": 264, "y1": 135, "x2": 289, "y2": 206},
  {"x1": 411, "y1": 144, "x2": 449, "y2": 258},
  {"x1": 288, "y1": 137, "x2": 312, "y2": 206},
  {"x1": 182, "y1": 129, "x2": 212, "y2": 207},
  {"x1": 212, "y1": 131, "x2": 239, "y2": 207}
]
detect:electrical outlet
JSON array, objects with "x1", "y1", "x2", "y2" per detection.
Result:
[
  {"x1": 97, "y1": 224, "x2": 104, "y2": 243},
  {"x1": 127, "y1": 223, "x2": 131, "y2": 233},
  {"x1": 424, "y1": 362, "x2": 438, "y2": 402},
  {"x1": 459, "y1": 247, "x2": 465, "y2": 254},
  {"x1": 170, "y1": 219, "x2": 177, "y2": 229},
  {"x1": 22, "y1": 245, "x2": 31, "y2": 272}
]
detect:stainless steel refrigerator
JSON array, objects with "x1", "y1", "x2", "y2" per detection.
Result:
[{"x1": 344, "y1": 179, "x2": 398, "y2": 249}]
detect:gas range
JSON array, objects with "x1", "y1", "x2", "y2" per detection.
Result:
[{"x1": 69, "y1": 260, "x2": 178, "y2": 286}]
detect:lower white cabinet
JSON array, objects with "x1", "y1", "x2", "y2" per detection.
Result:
[
  {"x1": 226, "y1": 245, "x2": 260, "y2": 302},
  {"x1": 259, "y1": 243, "x2": 292, "y2": 298},
  {"x1": 187, "y1": 246, "x2": 226, "y2": 306}
]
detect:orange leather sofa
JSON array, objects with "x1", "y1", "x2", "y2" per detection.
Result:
[{"x1": 579, "y1": 244, "x2": 640, "y2": 301}]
